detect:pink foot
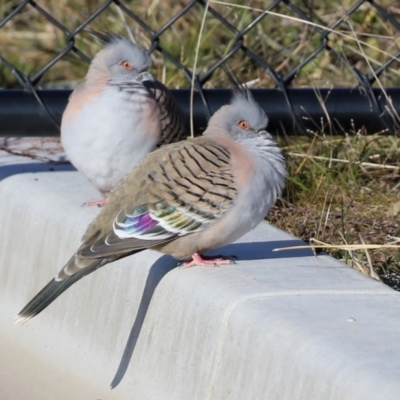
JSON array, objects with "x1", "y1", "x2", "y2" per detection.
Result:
[
  {"x1": 181, "y1": 253, "x2": 236, "y2": 268},
  {"x1": 82, "y1": 198, "x2": 109, "y2": 207}
]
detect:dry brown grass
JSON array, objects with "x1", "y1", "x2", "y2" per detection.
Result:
[
  {"x1": 1, "y1": 0, "x2": 400, "y2": 88},
  {"x1": 267, "y1": 133, "x2": 400, "y2": 288}
]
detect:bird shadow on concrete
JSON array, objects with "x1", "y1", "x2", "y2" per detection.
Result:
[
  {"x1": 205, "y1": 239, "x2": 315, "y2": 260},
  {"x1": 110, "y1": 239, "x2": 313, "y2": 388},
  {"x1": 110, "y1": 254, "x2": 177, "y2": 389}
]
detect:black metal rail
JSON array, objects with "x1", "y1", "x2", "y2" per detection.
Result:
[{"x1": 1, "y1": 88, "x2": 399, "y2": 136}]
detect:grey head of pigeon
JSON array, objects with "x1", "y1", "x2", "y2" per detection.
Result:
[
  {"x1": 86, "y1": 36, "x2": 152, "y2": 84},
  {"x1": 206, "y1": 86, "x2": 269, "y2": 141}
]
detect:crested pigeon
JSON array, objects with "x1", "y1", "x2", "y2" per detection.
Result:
[
  {"x1": 16, "y1": 86, "x2": 286, "y2": 324},
  {"x1": 61, "y1": 36, "x2": 186, "y2": 206}
]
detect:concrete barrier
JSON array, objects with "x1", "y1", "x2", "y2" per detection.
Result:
[{"x1": 1, "y1": 167, "x2": 400, "y2": 399}]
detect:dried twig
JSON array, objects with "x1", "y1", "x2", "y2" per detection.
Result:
[
  {"x1": 287, "y1": 152, "x2": 400, "y2": 171},
  {"x1": 359, "y1": 233, "x2": 380, "y2": 280},
  {"x1": 273, "y1": 238, "x2": 400, "y2": 252}
]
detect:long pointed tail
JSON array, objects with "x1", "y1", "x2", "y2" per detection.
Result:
[{"x1": 15, "y1": 257, "x2": 103, "y2": 325}]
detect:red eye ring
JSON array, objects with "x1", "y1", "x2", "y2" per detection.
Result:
[
  {"x1": 238, "y1": 120, "x2": 250, "y2": 130},
  {"x1": 121, "y1": 60, "x2": 134, "y2": 70}
]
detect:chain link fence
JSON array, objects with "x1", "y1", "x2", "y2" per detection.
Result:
[{"x1": 1, "y1": 0, "x2": 400, "y2": 135}]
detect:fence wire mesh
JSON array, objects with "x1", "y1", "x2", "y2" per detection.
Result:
[{"x1": 1, "y1": 0, "x2": 400, "y2": 133}]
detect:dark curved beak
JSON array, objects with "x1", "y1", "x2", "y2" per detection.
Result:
[
  {"x1": 255, "y1": 129, "x2": 269, "y2": 138},
  {"x1": 138, "y1": 71, "x2": 155, "y2": 82}
]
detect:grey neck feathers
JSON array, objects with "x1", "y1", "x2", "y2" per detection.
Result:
[{"x1": 239, "y1": 136, "x2": 286, "y2": 195}]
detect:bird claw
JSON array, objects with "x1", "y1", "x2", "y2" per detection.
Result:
[
  {"x1": 180, "y1": 253, "x2": 237, "y2": 268},
  {"x1": 82, "y1": 198, "x2": 109, "y2": 207}
]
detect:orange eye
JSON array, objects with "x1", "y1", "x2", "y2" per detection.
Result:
[
  {"x1": 238, "y1": 120, "x2": 250, "y2": 130},
  {"x1": 121, "y1": 60, "x2": 133, "y2": 70}
]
